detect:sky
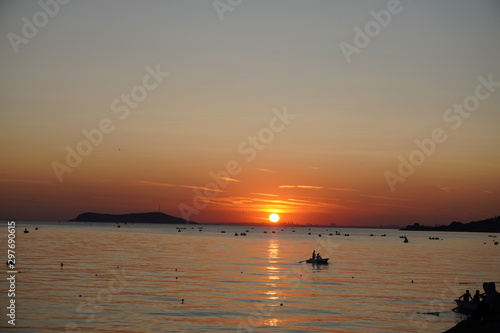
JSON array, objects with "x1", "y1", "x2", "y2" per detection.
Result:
[{"x1": 1, "y1": 0, "x2": 499, "y2": 226}]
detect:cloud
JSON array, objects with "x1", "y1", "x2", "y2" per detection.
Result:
[
  {"x1": 201, "y1": 193, "x2": 345, "y2": 211},
  {"x1": 280, "y1": 185, "x2": 324, "y2": 190},
  {"x1": 208, "y1": 197, "x2": 252, "y2": 206},
  {"x1": 137, "y1": 181, "x2": 223, "y2": 193},
  {"x1": 254, "y1": 168, "x2": 275, "y2": 173},
  {"x1": 437, "y1": 186, "x2": 457, "y2": 193},
  {"x1": 219, "y1": 177, "x2": 240, "y2": 183},
  {"x1": 251, "y1": 193, "x2": 278, "y2": 197},
  {"x1": 328, "y1": 187, "x2": 358, "y2": 192},
  {"x1": 360, "y1": 194, "x2": 428, "y2": 202}
]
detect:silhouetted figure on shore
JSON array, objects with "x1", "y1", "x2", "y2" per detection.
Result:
[{"x1": 471, "y1": 282, "x2": 500, "y2": 324}]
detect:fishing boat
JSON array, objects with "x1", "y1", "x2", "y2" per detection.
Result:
[
  {"x1": 305, "y1": 258, "x2": 329, "y2": 264},
  {"x1": 454, "y1": 300, "x2": 478, "y2": 313}
]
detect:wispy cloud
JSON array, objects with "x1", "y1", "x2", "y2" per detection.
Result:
[
  {"x1": 360, "y1": 194, "x2": 427, "y2": 202},
  {"x1": 254, "y1": 168, "x2": 275, "y2": 173},
  {"x1": 204, "y1": 195, "x2": 343, "y2": 210},
  {"x1": 208, "y1": 197, "x2": 253, "y2": 206},
  {"x1": 251, "y1": 193, "x2": 278, "y2": 197},
  {"x1": 370, "y1": 202, "x2": 443, "y2": 212},
  {"x1": 482, "y1": 190, "x2": 494, "y2": 195},
  {"x1": 280, "y1": 185, "x2": 324, "y2": 190},
  {"x1": 437, "y1": 186, "x2": 457, "y2": 193},
  {"x1": 137, "y1": 181, "x2": 223, "y2": 193},
  {"x1": 250, "y1": 197, "x2": 342, "y2": 209},
  {"x1": 220, "y1": 177, "x2": 240, "y2": 183},
  {"x1": 328, "y1": 187, "x2": 358, "y2": 192}
]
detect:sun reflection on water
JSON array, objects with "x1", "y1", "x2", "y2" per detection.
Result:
[{"x1": 264, "y1": 238, "x2": 282, "y2": 327}]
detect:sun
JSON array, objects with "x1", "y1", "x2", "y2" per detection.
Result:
[{"x1": 269, "y1": 213, "x2": 280, "y2": 223}]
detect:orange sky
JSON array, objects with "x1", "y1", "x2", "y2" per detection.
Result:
[{"x1": 1, "y1": 1, "x2": 499, "y2": 226}]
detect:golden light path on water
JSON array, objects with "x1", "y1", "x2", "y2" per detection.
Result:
[{"x1": 0, "y1": 221, "x2": 498, "y2": 332}]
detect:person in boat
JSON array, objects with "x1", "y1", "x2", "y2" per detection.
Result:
[
  {"x1": 311, "y1": 250, "x2": 316, "y2": 260},
  {"x1": 473, "y1": 290, "x2": 481, "y2": 303},
  {"x1": 459, "y1": 290, "x2": 472, "y2": 303},
  {"x1": 316, "y1": 253, "x2": 322, "y2": 260}
]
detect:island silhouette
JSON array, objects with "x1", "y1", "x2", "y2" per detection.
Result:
[
  {"x1": 69, "y1": 212, "x2": 195, "y2": 224},
  {"x1": 401, "y1": 216, "x2": 500, "y2": 233}
]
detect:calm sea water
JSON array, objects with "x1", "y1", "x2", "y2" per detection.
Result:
[{"x1": 1, "y1": 221, "x2": 499, "y2": 333}]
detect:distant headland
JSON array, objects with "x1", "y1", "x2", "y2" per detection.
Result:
[
  {"x1": 401, "y1": 216, "x2": 500, "y2": 233},
  {"x1": 68, "y1": 212, "x2": 195, "y2": 224}
]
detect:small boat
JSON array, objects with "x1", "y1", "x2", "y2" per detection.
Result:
[
  {"x1": 305, "y1": 258, "x2": 329, "y2": 264},
  {"x1": 454, "y1": 300, "x2": 478, "y2": 313}
]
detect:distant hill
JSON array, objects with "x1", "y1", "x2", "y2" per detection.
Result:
[
  {"x1": 401, "y1": 216, "x2": 500, "y2": 232},
  {"x1": 68, "y1": 212, "x2": 195, "y2": 224}
]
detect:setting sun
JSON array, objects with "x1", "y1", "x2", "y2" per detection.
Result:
[{"x1": 269, "y1": 213, "x2": 280, "y2": 223}]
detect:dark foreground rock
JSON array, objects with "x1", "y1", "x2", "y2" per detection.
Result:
[{"x1": 443, "y1": 320, "x2": 500, "y2": 333}]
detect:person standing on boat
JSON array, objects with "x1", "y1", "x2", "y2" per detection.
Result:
[
  {"x1": 311, "y1": 250, "x2": 316, "y2": 260},
  {"x1": 459, "y1": 290, "x2": 472, "y2": 303}
]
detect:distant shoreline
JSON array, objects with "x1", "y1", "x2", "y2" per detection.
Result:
[{"x1": 401, "y1": 216, "x2": 500, "y2": 233}]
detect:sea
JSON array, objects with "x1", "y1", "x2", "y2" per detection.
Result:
[{"x1": 0, "y1": 221, "x2": 499, "y2": 333}]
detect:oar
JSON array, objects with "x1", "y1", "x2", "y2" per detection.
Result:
[
  {"x1": 298, "y1": 260, "x2": 307, "y2": 263},
  {"x1": 417, "y1": 311, "x2": 440, "y2": 316}
]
